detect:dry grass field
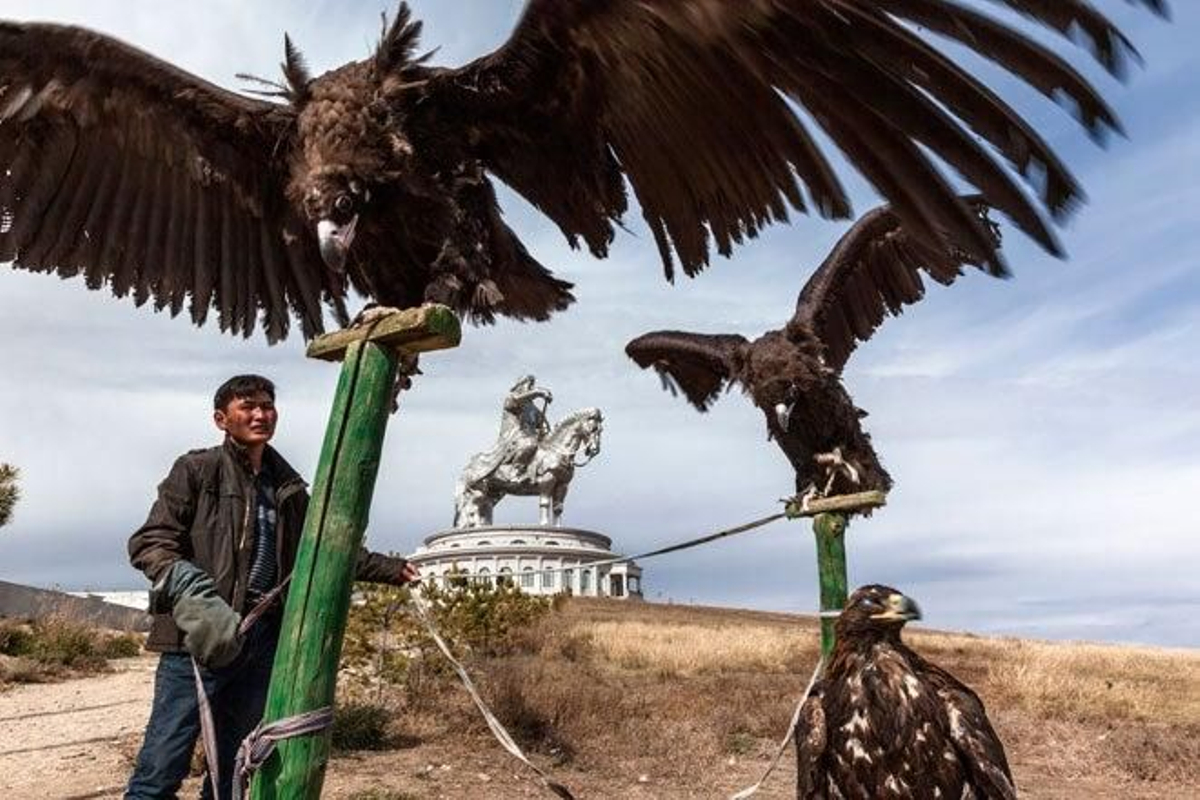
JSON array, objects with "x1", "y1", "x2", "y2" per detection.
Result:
[
  {"x1": 322, "y1": 597, "x2": 1200, "y2": 798},
  {"x1": 1, "y1": 597, "x2": 1196, "y2": 798}
]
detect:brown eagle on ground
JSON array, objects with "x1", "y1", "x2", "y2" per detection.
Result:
[
  {"x1": 794, "y1": 585, "x2": 1016, "y2": 799},
  {"x1": 0, "y1": 2, "x2": 1165, "y2": 342},
  {"x1": 626, "y1": 198, "x2": 999, "y2": 505}
]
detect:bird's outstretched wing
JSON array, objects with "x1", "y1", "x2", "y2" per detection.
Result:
[
  {"x1": 414, "y1": 0, "x2": 1164, "y2": 279},
  {"x1": 625, "y1": 331, "x2": 749, "y2": 412},
  {"x1": 789, "y1": 197, "x2": 1000, "y2": 374},
  {"x1": 0, "y1": 22, "x2": 343, "y2": 342}
]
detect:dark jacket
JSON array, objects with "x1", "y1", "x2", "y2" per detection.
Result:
[{"x1": 129, "y1": 439, "x2": 407, "y2": 652}]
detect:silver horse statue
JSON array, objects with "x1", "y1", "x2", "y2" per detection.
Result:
[{"x1": 455, "y1": 381, "x2": 602, "y2": 527}]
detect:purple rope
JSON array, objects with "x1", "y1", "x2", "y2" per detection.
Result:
[{"x1": 231, "y1": 705, "x2": 335, "y2": 800}]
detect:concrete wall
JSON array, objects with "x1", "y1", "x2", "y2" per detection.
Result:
[{"x1": 0, "y1": 580, "x2": 150, "y2": 631}]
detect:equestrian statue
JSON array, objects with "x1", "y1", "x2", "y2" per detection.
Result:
[{"x1": 455, "y1": 375, "x2": 602, "y2": 527}]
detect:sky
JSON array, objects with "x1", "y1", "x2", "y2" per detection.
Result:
[{"x1": 1, "y1": 2, "x2": 1197, "y2": 648}]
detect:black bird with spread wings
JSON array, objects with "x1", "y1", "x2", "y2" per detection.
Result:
[
  {"x1": 626, "y1": 198, "x2": 1000, "y2": 506},
  {"x1": 0, "y1": 1, "x2": 1165, "y2": 342},
  {"x1": 794, "y1": 585, "x2": 1017, "y2": 799}
]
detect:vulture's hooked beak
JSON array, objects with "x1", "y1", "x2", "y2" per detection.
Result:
[
  {"x1": 774, "y1": 402, "x2": 795, "y2": 432},
  {"x1": 872, "y1": 593, "x2": 922, "y2": 623},
  {"x1": 318, "y1": 216, "x2": 358, "y2": 271}
]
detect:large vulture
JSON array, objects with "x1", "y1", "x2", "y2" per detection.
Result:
[
  {"x1": 0, "y1": 2, "x2": 1166, "y2": 342},
  {"x1": 626, "y1": 198, "x2": 999, "y2": 505},
  {"x1": 795, "y1": 585, "x2": 1016, "y2": 799}
]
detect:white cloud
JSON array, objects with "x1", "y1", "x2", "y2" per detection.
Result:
[{"x1": 2, "y1": 1, "x2": 1198, "y2": 646}]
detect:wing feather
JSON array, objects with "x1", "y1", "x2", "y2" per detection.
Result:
[
  {"x1": 257, "y1": 219, "x2": 288, "y2": 343},
  {"x1": 791, "y1": 197, "x2": 1000, "y2": 373},
  {"x1": 923, "y1": 661, "x2": 1018, "y2": 800},
  {"x1": 0, "y1": 21, "x2": 332, "y2": 342},
  {"x1": 415, "y1": 0, "x2": 1162, "y2": 279},
  {"x1": 794, "y1": 687, "x2": 828, "y2": 799},
  {"x1": 236, "y1": 206, "x2": 257, "y2": 337},
  {"x1": 189, "y1": 177, "x2": 216, "y2": 327},
  {"x1": 625, "y1": 331, "x2": 749, "y2": 412},
  {"x1": 983, "y1": 0, "x2": 1168, "y2": 76},
  {"x1": 217, "y1": 191, "x2": 240, "y2": 334},
  {"x1": 160, "y1": 168, "x2": 193, "y2": 316}
]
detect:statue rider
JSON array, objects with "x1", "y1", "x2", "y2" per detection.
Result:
[{"x1": 473, "y1": 375, "x2": 553, "y2": 485}]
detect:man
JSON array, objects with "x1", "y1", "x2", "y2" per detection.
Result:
[{"x1": 125, "y1": 374, "x2": 417, "y2": 799}]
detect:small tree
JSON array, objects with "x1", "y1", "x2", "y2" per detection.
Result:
[
  {"x1": 341, "y1": 568, "x2": 554, "y2": 700},
  {"x1": 0, "y1": 464, "x2": 18, "y2": 528}
]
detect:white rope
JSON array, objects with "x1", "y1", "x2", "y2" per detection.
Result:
[
  {"x1": 411, "y1": 509, "x2": 790, "y2": 586},
  {"x1": 401, "y1": 507, "x2": 846, "y2": 799},
  {"x1": 729, "y1": 655, "x2": 826, "y2": 800},
  {"x1": 408, "y1": 593, "x2": 576, "y2": 800}
]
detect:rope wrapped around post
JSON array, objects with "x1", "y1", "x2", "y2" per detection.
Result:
[{"x1": 232, "y1": 707, "x2": 335, "y2": 800}]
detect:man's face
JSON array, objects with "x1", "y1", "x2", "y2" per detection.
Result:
[{"x1": 214, "y1": 391, "x2": 278, "y2": 447}]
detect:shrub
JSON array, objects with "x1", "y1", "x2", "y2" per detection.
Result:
[
  {"x1": 341, "y1": 570, "x2": 554, "y2": 697},
  {"x1": 99, "y1": 632, "x2": 144, "y2": 659},
  {"x1": 0, "y1": 463, "x2": 18, "y2": 528},
  {"x1": 27, "y1": 616, "x2": 106, "y2": 669},
  {"x1": 0, "y1": 619, "x2": 35, "y2": 655},
  {"x1": 0, "y1": 617, "x2": 141, "y2": 679},
  {"x1": 331, "y1": 700, "x2": 395, "y2": 752}
]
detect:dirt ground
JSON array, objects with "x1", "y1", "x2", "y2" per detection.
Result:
[{"x1": 1, "y1": 653, "x2": 1195, "y2": 800}]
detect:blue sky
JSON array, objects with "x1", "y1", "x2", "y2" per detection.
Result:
[{"x1": 1, "y1": 2, "x2": 1197, "y2": 647}]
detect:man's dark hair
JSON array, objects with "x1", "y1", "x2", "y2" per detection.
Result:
[{"x1": 214, "y1": 375, "x2": 276, "y2": 410}]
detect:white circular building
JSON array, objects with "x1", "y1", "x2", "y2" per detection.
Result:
[{"x1": 409, "y1": 524, "x2": 643, "y2": 600}]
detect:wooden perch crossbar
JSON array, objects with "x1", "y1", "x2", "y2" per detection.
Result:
[
  {"x1": 784, "y1": 489, "x2": 887, "y2": 518},
  {"x1": 306, "y1": 304, "x2": 462, "y2": 362}
]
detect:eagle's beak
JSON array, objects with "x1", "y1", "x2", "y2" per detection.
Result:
[
  {"x1": 318, "y1": 216, "x2": 358, "y2": 271},
  {"x1": 872, "y1": 593, "x2": 922, "y2": 623}
]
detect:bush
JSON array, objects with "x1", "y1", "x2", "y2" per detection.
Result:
[
  {"x1": 99, "y1": 632, "x2": 143, "y2": 659},
  {"x1": 0, "y1": 619, "x2": 35, "y2": 656},
  {"x1": 0, "y1": 617, "x2": 141, "y2": 683},
  {"x1": 26, "y1": 616, "x2": 105, "y2": 669},
  {"x1": 0, "y1": 463, "x2": 18, "y2": 528},
  {"x1": 331, "y1": 700, "x2": 394, "y2": 752},
  {"x1": 341, "y1": 571, "x2": 555, "y2": 697},
  {"x1": 421, "y1": 575, "x2": 553, "y2": 658}
]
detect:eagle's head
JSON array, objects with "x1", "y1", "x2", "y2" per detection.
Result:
[
  {"x1": 836, "y1": 585, "x2": 922, "y2": 640},
  {"x1": 299, "y1": 171, "x2": 373, "y2": 272}
]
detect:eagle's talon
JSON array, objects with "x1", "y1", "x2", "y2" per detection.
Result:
[
  {"x1": 785, "y1": 483, "x2": 821, "y2": 517},
  {"x1": 389, "y1": 353, "x2": 421, "y2": 414},
  {"x1": 351, "y1": 304, "x2": 402, "y2": 329},
  {"x1": 815, "y1": 447, "x2": 863, "y2": 496}
]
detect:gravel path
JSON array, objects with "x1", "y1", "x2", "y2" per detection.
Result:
[{"x1": 0, "y1": 656, "x2": 158, "y2": 799}]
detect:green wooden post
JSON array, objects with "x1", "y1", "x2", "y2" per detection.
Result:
[
  {"x1": 785, "y1": 491, "x2": 887, "y2": 658},
  {"x1": 250, "y1": 305, "x2": 460, "y2": 800},
  {"x1": 813, "y1": 512, "x2": 848, "y2": 658}
]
